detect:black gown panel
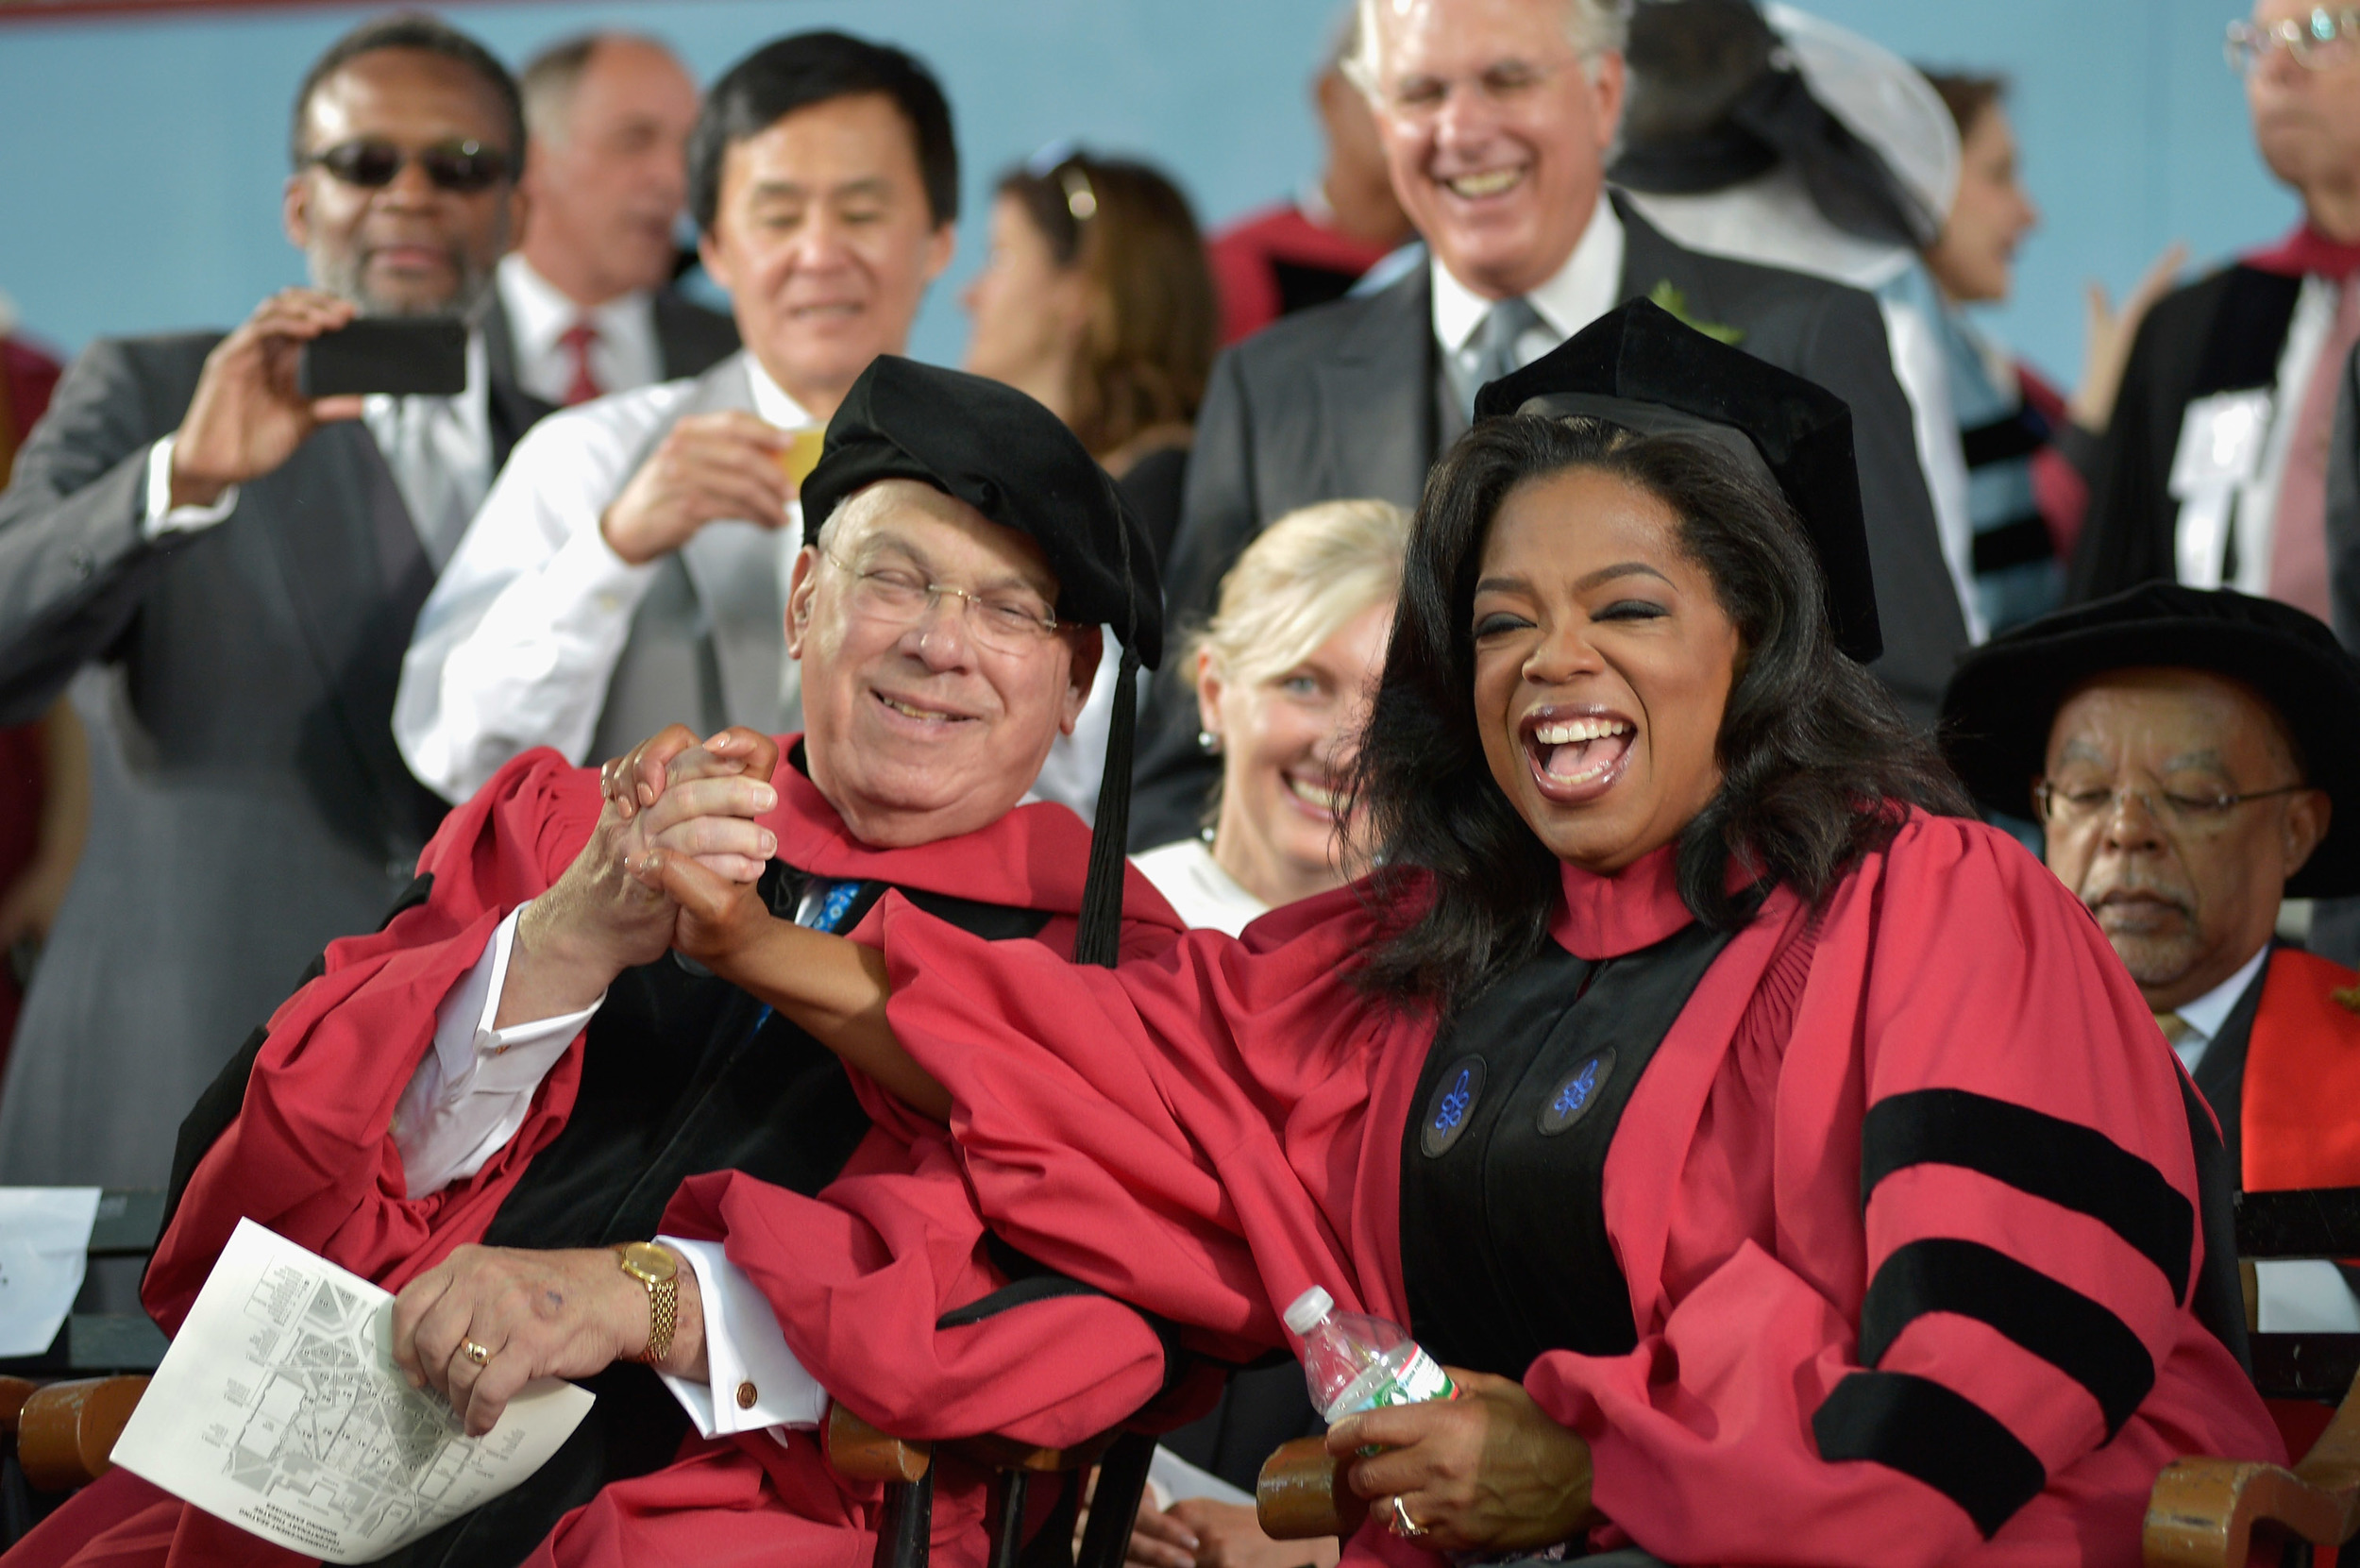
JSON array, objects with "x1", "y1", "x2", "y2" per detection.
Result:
[{"x1": 1398, "y1": 919, "x2": 1737, "y2": 1380}]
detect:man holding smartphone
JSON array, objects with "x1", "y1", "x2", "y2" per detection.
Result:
[
  {"x1": 0, "y1": 14, "x2": 551, "y2": 1219},
  {"x1": 394, "y1": 29, "x2": 957, "y2": 805}
]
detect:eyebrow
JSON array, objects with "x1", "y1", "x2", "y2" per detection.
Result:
[
  {"x1": 2053, "y1": 739, "x2": 2234, "y2": 774},
  {"x1": 859, "y1": 531, "x2": 1055, "y2": 600},
  {"x1": 1475, "y1": 562, "x2": 1672, "y2": 597},
  {"x1": 748, "y1": 176, "x2": 895, "y2": 203}
]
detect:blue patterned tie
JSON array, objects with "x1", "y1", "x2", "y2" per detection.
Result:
[{"x1": 802, "y1": 878, "x2": 864, "y2": 934}]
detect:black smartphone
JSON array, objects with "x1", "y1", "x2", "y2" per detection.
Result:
[{"x1": 297, "y1": 317, "x2": 468, "y2": 398}]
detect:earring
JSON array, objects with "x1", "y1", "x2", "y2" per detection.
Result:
[{"x1": 1197, "y1": 730, "x2": 1222, "y2": 755}]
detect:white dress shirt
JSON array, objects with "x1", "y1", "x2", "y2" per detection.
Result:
[
  {"x1": 141, "y1": 332, "x2": 494, "y2": 555},
  {"x1": 2162, "y1": 943, "x2": 2360, "y2": 1332},
  {"x1": 2193, "y1": 275, "x2": 2344, "y2": 600},
  {"x1": 496, "y1": 253, "x2": 665, "y2": 405},
  {"x1": 395, "y1": 352, "x2": 809, "y2": 802},
  {"x1": 392, "y1": 883, "x2": 850, "y2": 1442},
  {"x1": 1130, "y1": 839, "x2": 1268, "y2": 937},
  {"x1": 1429, "y1": 193, "x2": 1625, "y2": 387}
]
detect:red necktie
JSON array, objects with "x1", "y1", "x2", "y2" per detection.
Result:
[
  {"x1": 2267, "y1": 279, "x2": 2360, "y2": 620},
  {"x1": 559, "y1": 320, "x2": 602, "y2": 406}
]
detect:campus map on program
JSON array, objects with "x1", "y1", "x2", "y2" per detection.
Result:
[{"x1": 110, "y1": 1220, "x2": 595, "y2": 1563}]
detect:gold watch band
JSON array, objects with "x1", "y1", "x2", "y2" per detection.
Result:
[{"x1": 614, "y1": 1242, "x2": 679, "y2": 1366}]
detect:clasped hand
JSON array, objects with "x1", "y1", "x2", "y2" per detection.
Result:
[{"x1": 1327, "y1": 1370, "x2": 1600, "y2": 1555}]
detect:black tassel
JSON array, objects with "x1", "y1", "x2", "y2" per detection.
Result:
[{"x1": 1076, "y1": 644, "x2": 1141, "y2": 969}]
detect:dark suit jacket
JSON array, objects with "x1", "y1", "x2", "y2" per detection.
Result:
[
  {"x1": 2324, "y1": 342, "x2": 2360, "y2": 653},
  {"x1": 482, "y1": 284, "x2": 740, "y2": 395},
  {"x1": 1129, "y1": 197, "x2": 1968, "y2": 848},
  {"x1": 2067, "y1": 266, "x2": 2304, "y2": 604},
  {"x1": 0, "y1": 333, "x2": 550, "y2": 1193}
]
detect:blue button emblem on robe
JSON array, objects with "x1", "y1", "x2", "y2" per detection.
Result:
[
  {"x1": 1538, "y1": 1049, "x2": 1617, "y2": 1136},
  {"x1": 1421, "y1": 1056, "x2": 1487, "y2": 1158}
]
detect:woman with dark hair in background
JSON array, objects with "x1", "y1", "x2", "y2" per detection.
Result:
[
  {"x1": 1914, "y1": 70, "x2": 2183, "y2": 633},
  {"x1": 963, "y1": 146, "x2": 1219, "y2": 567},
  {"x1": 619, "y1": 305, "x2": 2274, "y2": 1565},
  {"x1": 962, "y1": 145, "x2": 1220, "y2": 821}
]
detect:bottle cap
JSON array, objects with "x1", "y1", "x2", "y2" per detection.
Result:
[{"x1": 1283, "y1": 1286, "x2": 1334, "y2": 1337}]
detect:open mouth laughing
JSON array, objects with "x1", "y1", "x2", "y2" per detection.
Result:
[{"x1": 1522, "y1": 709, "x2": 1635, "y2": 802}]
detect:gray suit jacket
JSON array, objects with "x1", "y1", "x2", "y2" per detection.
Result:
[
  {"x1": 1129, "y1": 197, "x2": 1968, "y2": 848},
  {"x1": 0, "y1": 333, "x2": 548, "y2": 1190},
  {"x1": 481, "y1": 284, "x2": 740, "y2": 396}
]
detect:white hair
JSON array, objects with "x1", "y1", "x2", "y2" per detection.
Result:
[{"x1": 1341, "y1": 0, "x2": 1631, "y2": 95}]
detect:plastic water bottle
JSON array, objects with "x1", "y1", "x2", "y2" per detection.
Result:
[{"x1": 1285, "y1": 1285, "x2": 1458, "y2": 1422}]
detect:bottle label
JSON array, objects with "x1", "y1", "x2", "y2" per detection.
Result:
[{"x1": 1336, "y1": 1347, "x2": 1458, "y2": 1416}]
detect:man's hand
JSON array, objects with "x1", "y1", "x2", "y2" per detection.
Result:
[
  {"x1": 498, "y1": 747, "x2": 777, "y2": 1027},
  {"x1": 598, "y1": 412, "x2": 793, "y2": 565},
  {"x1": 169, "y1": 288, "x2": 366, "y2": 509},
  {"x1": 1130, "y1": 1498, "x2": 1338, "y2": 1568},
  {"x1": 601, "y1": 724, "x2": 779, "y2": 826},
  {"x1": 1327, "y1": 1370, "x2": 1599, "y2": 1555},
  {"x1": 390, "y1": 1244, "x2": 705, "y2": 1438}
]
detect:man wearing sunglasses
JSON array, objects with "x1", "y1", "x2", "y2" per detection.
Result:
[
  {"x1": 0, "y1": 14, "x2": 552, "y2": 1218},
  {"x1": 1945, "y1": 583, "x2": 2360, "y2": 1332},
  {"x1": 395, "y1": 30, "x2": 958, "y2": 808},
  {"x1": 2072, "y1": 1, "x2": 2360, "y2": 627}
]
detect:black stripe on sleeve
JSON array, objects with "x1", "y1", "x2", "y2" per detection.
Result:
[
  {"x1": 1859, "y1": 1088, "x2": 2193, "y2": 1301},
  {"x1": 1858, "y1": 1238, "x2": 2155, "y2": 1439},
  {"x1": 1812, "y1": 1370, "x2": 2048, "y2": 1539}
]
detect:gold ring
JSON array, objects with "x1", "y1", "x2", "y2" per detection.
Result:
[
  {"x1": 460, "y1": 1339, "x2": 493, "y2": 1367},
  {"x1": 1389, "y1": 1495, "x2": 1425, "y2": 1539}
]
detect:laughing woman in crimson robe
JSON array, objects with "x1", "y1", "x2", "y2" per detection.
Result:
[{"x1": 618, "y1": 303, "x2": 2280, "y2": 1567}]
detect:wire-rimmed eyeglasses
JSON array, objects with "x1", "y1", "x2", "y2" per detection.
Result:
[
  {"x1": 818, "y1": 545, "x2": 1069, "y2": 656},
  {"x1": 2033, "y1": 778, "x2": 2311, "y2": 831},
  {"x1": 2226, "y1": 7, "x2": 2360, "y2": 75}
]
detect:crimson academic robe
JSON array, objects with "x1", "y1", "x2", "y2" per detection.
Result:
[
  {"x1": 15, "y1": 740, "x2": 1187, "y2": 1568},
  {"x1": 866, "y1": 810, "x2": 2281, "y2": 1566}
]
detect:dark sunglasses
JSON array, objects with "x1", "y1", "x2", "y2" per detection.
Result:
[{"x1": 306, "y1": 139, "x2": 512, "y2": 194}]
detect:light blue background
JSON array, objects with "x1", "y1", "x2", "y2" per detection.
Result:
[{"x1": 0, "y1": 0, "x2": 2298, "y2": 386}]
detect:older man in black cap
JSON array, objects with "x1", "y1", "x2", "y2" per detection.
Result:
[
  {"x1": 1944, "y1": 582, "x2": 2360, "y2": 1329},
  {"x1": 85, "y1": 358, "x2": 1180, "y2": 1568}
]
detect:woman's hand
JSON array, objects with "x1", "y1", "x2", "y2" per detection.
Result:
[
  {"x1": 1129, "y1": 1498, "x2": 1339, "y2": 1568},
  {"x1": 2070, "y1": 241, "x2": 2187, "y2": 432},
  {"x1": 1326, "y1": 1370, "x2": 1599, "y2": 1555},
  {"x1": 650, "y1": 836, "x2": 787, "y2": 978},
  {"x1": 388, "y1": 1243, "x2": 705, "y2": 1439},
  {"x1": 601, "y1": 724, "x2": 778, "y2": 823}
]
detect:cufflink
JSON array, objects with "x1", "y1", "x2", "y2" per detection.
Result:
[{"x1": 735, "y1": 1381, "x2": 757, "y2": 1409}]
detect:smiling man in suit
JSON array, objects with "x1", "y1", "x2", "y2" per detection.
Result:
[
  {"x1": 1127, "y1": 0, "x2": 1967, "y2": 848},
  {"x1": 0, "y1": 14, "x2": 553, "y2": 1206},
  {"x1": 488, "y1": 32, "x2": 739, "y2": 405}
]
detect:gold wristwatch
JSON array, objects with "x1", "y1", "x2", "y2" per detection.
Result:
[{"x1": 614, "y1": 1241, "x2": 679, "y2": 1366}]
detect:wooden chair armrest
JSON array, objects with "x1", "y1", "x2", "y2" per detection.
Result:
[
  {"x1": 1257, "y1": 1436, "x2": 1366, "y2": 1542},
  {"x1": 16, "y1": 1375, "x2": 147, "y2": 1493},
  {"x1": 826, "y1": 1400, "x2": 932, "y2": 1484},
  {"x1": 2147, "y1": 1346, "x2": 2360, "y2": 1567},
  {"x1": 952, "y1": 1428, "x2": 1120, "y2": 1475}
]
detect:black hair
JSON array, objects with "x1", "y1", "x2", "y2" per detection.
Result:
[
  {"x1": 1353, "y1": 414, "x2": 1975, "y2": 1012},
  {"x1": 290, "y1": 13, "x2": 525, "y2": 173},
  {"x1": 688, "y1": 30, "x2": 958, "y2": 235}
]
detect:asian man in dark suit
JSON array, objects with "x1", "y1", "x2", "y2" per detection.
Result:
[
  {"x1": 0, "y1": 14, "x2": 554, "y2": 1213},
  {"x1": 1128, "y1": 0, "x2": 1968, "y2": 847},
  {"x1": 486, "y1": 31, "x2": 739, "y2": 405}
]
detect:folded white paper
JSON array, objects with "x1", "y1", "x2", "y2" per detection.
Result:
[
  {"x1": 110, "y1": 1219, "x2": 595, "y2": 1564},
  {"x1": 0, "y1": 1186, "x2": 102, "y2": 1357}
]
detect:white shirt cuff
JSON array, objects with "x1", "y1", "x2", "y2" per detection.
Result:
[
  {"x1": 656, "y1": 1235, "x2": 826, "y2": 1445},
  {"x1": 143, "y1": 437, "x2": 240, "y2": 539},
  {"x1": 391, "y1": 903, "x2": 603, "y2": 1198}
]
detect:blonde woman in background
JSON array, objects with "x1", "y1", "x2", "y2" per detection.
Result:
[{"x1": 1135, "y1": 497, "x2": 1408, "y2": 933}]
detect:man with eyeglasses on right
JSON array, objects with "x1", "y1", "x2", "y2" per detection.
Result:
[
  {"x1": 2071, "y1": 1, "x2": 2360, "y2": 620},
  {"x1": 1944, "y1": 582, "x2": 2360, "y2": 1330}
]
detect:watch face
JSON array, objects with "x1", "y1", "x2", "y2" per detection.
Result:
[{"x1": 618, "y1": 1241, "x2": 677, "y2": 1283}]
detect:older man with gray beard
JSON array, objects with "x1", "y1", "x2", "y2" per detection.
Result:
[
  {"x1": 0, "y1": 13, "x2": 552, "y2": 1218},
  {"x1": 1945, "y1": 582, "x2": 2360, "y2": 1331}
]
